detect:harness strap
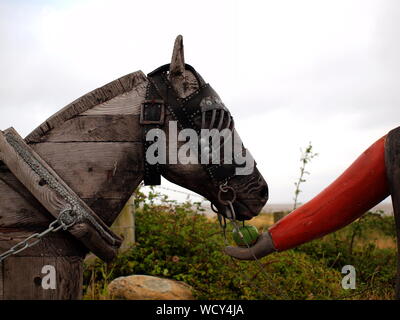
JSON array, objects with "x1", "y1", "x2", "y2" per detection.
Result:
[
  {"x1": 141, "y1": 81, "x2": 164, "y2": 185},
  {"x1": 141, "y1": 63, "x2": 253, "y2": 186}
]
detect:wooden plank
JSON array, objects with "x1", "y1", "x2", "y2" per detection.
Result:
[
  {"x1": 56, "y1": 256, "x2": 83, "y2": 300},
  {"x1": 3, "y1": 256, "x2": 83, "y2": 299},
  {"x1": 118, "y1": 71, "x2": 145, "y2": 92},
  {"x1": 0, "y1": 178, "x2": 52, "y2": 229},
  {"x1": 81, "y1": 82, "x2": 147, "y2": 116},
  {"x1": 36, "y1": 115, "x2": 142, "y2": 143},
  {"x1": 32, "y1": 141, "x2": 143, "y2": 200},
  {"x1": 1, "y1": 143, "x2": 142, "y2": 229},
  {"x1": 3, "y1": 257, "x2": 49, "y2": 300},
  {"x1": 0, "y1": 163, "x2": 46, "y2": 208},
  {"x1": 68, "y1": 223, "x2": 118, "y2": 263},
  {"x1": 1, "y1": 145, "x2": 142, "y2": 228},
  {"x1": 0, "y1": 169, "x2": 138, "y2": 229},
  {"x1": 25, "y1": 70, "x2": 147, "y2": 143},
  {"x1": 0, "y1": 164, "x2": 53, "y2": 229},
  {"x1": 0, "y1": 128, "x2": 121, "y2": 262},
  {"x1": 83, "y1": 198, "x2": 138, "y2": 227},
  {"x1": 384, "y1": 126, "x2": 400, "y2": 300},
  {"x1": 0, "y1": 234, "x2": 83, "y2": 299}
]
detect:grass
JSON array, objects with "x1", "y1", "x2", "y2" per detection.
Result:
[{"x1": 82, "y1": 189, "x2": 398, "y2": 300}]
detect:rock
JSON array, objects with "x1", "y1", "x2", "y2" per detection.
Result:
[{"x1": 108, "y1": 275, "x2": 195, "y2": 300}]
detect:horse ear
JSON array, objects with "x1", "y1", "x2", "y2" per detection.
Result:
[{"x1": 169, "y1": 35, "x2": 187, "y2": 98}]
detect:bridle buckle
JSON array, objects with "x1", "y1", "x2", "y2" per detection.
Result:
[{"x1": 140, "y1": 99, "x2": 165, "y2": 125}]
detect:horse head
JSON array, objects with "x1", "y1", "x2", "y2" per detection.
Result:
[{"x1": 145, "y1": 36, "x2": 269, "y2": 221}]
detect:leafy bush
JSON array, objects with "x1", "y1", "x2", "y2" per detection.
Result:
[
  {"x1": 83, "y1": 189, "x2": 397, "y2": 300},
  {"x1": 294, "y1": 211, "x2": 397, "y2": 299}
]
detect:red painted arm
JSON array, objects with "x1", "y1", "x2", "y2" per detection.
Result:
[{"x1": 269, "y1": 135, "x2": 390, "y2": 251}]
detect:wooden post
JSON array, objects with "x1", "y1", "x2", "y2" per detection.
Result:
[
  {"x1": 0, "y1": 127, "x2": 124, "y2": 299},
  {"x1": 384, "y1": 126, "x2": 400, "y2": 300},
  {"x1": 111, "y1": 196, "x2": 136, "y2": 253},
  {"x1": 0, "y1": 232, "x2": 86, "y2": 299}
]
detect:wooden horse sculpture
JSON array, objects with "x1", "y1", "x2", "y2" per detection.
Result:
[
  {"x1": 0, "y1": 36, "x2": 268, "y2": 299},
  {"x1": 4, "y1": 34, "x2": 397, "y2": 300}
]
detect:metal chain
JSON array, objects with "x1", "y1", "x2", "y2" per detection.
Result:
[{"x1": 0, "y1": 206, "x2": 77, "y2": 263}]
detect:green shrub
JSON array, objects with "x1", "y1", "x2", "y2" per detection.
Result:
[
  {"x1": 83, "y1": 189, "x2": 397, "y2": 300},
  {"x1": 294, "y1": 211, "x2": 397, "y2": 299}
]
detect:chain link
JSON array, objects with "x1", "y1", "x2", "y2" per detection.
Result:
[
  {"x1": 218, "y1": 184, "x2": 236, "y2": 206},
  {"x1": 0, "y1": 206, "x2": 77, "y2": 263}
]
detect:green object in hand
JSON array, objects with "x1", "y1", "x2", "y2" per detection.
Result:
[{"x1": 232, "y1": 225, "x2": 259, "y2": 247}]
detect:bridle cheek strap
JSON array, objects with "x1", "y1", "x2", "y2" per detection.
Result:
[
  {"x1": 140, "y1": 80, "x2": 165, "y2": 185},
  {"x1": 140, "y1": 63, "x2": 252, "y2": 187}
]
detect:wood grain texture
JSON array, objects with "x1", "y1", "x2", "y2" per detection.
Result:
[
  {"x1": 36, "y1": 115, "x2": 142, "y2": 143},
  {"x1": 80, "y1": 81, "x2": 147, "y2": 116},
  {"x1": 55, "y1": 256, "x2": 84, "y2": 300},
  {"x1": 25, "y1": 71, "x2": 147, "y2": 143},
  {"x1": 69, "y1": 223, "x2": 117, "y2": 262},
  {"x1": 0, "y1": 163, "x2": 50, "y2": 215},
  {"x1": 168, "y1": 36, "x2": 201, "y2": 99},
  {"x1": 0, "y1": 166, "x2": 140, "y2": 229},
  {"x1": 32, "y1": 141, "x2": 143, "y2": 200},
  {"x1": 0, "y1": 231, "x2": 85, "y2": 300},
  {"x1": 3, "y1": 257, "x2": 57, "y2": 300},
  {"x1": 0, "y1": 128, "x2": 121, "y2": 261},
  {"x1": 0, "y1": 177, "x2": 52, "y2": 229},
  {"x1": 82, "y1": 197, "x2": 139, "y2": 227},
  {"x1": 0, "y1": 161, "x2": 56, "y2": 230},
  {"x1": 3, "y1": 256, "x2": 83, "y2": 300},
  {"x1": 384, "y1": 126, "x2": 400, "y2": 300},
  {"x1": 169, "y1": 35, "x2": 186, "y2": 98}
]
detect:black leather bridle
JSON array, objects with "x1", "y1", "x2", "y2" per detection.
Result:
[{"x1": 140, "y1": 64, "x2": 248, "y2": 192}]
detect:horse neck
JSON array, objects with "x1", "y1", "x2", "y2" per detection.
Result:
[{"x1": 29, "y1": 85, "x2": 147, "y2": 226}]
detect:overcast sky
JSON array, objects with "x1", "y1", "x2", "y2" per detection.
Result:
[{"x1": 0, "y1": 0, "x2": 399, "y2": 205}]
